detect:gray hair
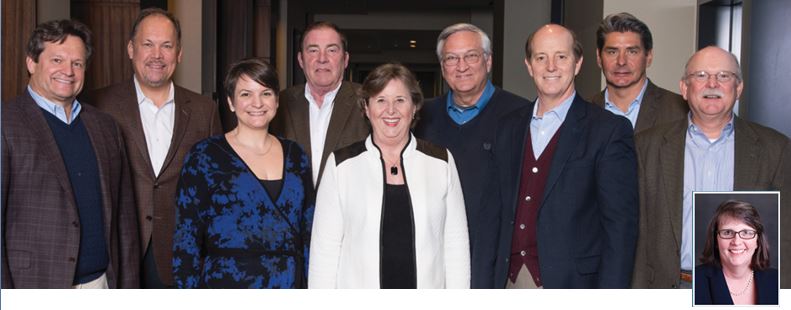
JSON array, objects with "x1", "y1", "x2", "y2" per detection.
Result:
[{"x1": 436, "y1": 23, "x2": 492, "y2": 61}]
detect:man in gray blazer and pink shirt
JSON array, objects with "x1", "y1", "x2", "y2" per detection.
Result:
[
  {"x1": 90, "y1": 8, "x2": 221, "y2": 288},
  {"x1": 2, "y1": 19, "x2": 139, "y2": 289}
]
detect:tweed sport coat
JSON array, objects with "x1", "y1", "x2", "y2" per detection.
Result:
[
  {"x1": 270, "y1": 81, "x2": 370, "y2": 188},
  {"x1": 588, "y1": 80, "x2": 688, "y2": 134},
  {"x1": 633, "y1": 116, "x2": 791, "y2": 288},
  {"x1": 2, "y1": 90, "x2": 140, "y2": 288},
  {"x1": 89, "y1": 80, "x2": 221, "y2": 286}
]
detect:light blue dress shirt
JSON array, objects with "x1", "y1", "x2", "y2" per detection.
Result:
[
  {"x1": 530, "y1": 92, "x2": 575, "y2": 159},
  {"x1": 680, "y1": 115, "x2": 735, "y2": 270},
  {"x1": 28, "y1": 85, "x2": 82, "y2": 124},
  {"x1": 603, "y1": 79, "x2": 648, "y2": 129},
  {"x1": 446, "y1": 80, "x2": 495, "y2": 125}
]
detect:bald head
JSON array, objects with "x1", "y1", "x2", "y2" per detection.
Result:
[
  {"x1": 525, "y1": 24, "x2": 583, "y2": 62},
  {"x1": 684, "y1": 46, "x2": 742, "y2": 81}
]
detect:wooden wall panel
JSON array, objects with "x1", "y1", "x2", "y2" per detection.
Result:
[
  {"x1": 71, "y1": 0, "x2": 140, "y2": 91},
  {"x1": 2, "y1": 0, "x2": 36, "y2": 102}
]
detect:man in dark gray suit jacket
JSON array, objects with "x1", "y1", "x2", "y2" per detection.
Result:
[
  {"x1": 90, "y1": 8, "x2": 221, "y2": 288},
  {"x1": 589, "y1": 12, "x2": 688, "y2": 134},
  {"x1": 634, "y1": 46, "x2": 791, "y2": 289},
  {"x1": 271, "y1": 21, "x2": 369, "y2": 187},
  {"x1": 2, "y1": 20, "x2": 139, "y2": 288},
  {"x1": 494, "y1": 24, "x2": 638, "y2": 289}
]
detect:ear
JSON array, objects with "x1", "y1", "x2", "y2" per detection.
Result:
[
  {"x1": 127, "y1": 40, "x2": 134, "y2": 60},
  {"x1": 524, "y1": 57, "x2": 534, "y2": 77},
  {"x1": 227, "y1": 97, "x2": 235, "y2": 112},
  {"x1": 645, "y1": 49, "x2": 654, "y2": 68},
  {"x1": 573, "y1": 55, "x2": 583, "y2": 76},
  {"x1": 735, "y1": 79, "x2": 744, "y2": 100},
  {"x1": 679, "y1": 79, "x2": 688, "y2": 101},
  {"x1": 342, "y1": 51, "x2": 350, "y2": 70},
  {"x1": 25, "y1": 56, "x2": 36, "y2": 75},
  {"x1": 485, "y1": 53, "x2": 493, "y2": 74},
  {"x1": 177, "y1": 46, "x2": 183, "y2": 64},
  {"x1": 596, "y1": 49, "x2": 603, "y2": 69},
  {"x1": 297, "y1": 52, "x2": 305, "y2": 70}
]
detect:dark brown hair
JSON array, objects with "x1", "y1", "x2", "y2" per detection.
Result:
[
  {"x1": 300, "y1": 21, "x2": 347, "y2": 52},
  {"x1": 700, "y1": 199, "x2": 771, "y2": 270},
  {"x1": 358, "y1": 63, "x2": 423, "y2": 128},
  {"x1": 224, "y1": 58, "x2": 279, "y2": 101},
  {"x1": 27, "y1": 19, "x2": 93, "y2": 62},
  {"x1": 129, "y1": 8, "x2": 182, "y2": 47}
]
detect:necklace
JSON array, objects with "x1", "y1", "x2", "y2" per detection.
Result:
[
  {"x1": 233, "y1": 132, "x2": 273, "y2": 156},
  {"x1": 385, "y1": 158, "x2": 400, "y2": 175},
  {"x1": 729, "y1": 270, "x2": 754, "y2": 296}
]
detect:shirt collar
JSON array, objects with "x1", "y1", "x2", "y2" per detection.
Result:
[
  {"x1": 687, "y1": 113, "x2": 735, "y2": 145},
  {"x1": 532, "y1": 91, "x2": 576, "y2": 121},
  {"x1": 446, "y1": 80, "x2": 495, "y2": 113},
  {"x1": 603, "y1": 78, "x2": 649, "y2": 114},
  {"x1": 133, "y1": 76, "x2": 175, "y2": 106},
  {"x1": 304, "y1": 82, "x2": 342, "y2": 108},
  {"x1": 27, "y1": 85, "x2": 82, "y2": 124}
]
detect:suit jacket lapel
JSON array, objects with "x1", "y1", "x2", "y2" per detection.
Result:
[
  {"x1": 117, "y1": 80, "x2": 155, "y2": 177},
  {"x1": 322, "y1": 82, "x2": 356, "y2": 167},
  {"x1": 80, "y1": 110, "x2": 114, "y2": 237},
  {"x1": 159, "y1": 86, "x2": 191, "y2": 177},
  {"x1": 733, "y1": 116, "x2": 760, "y2": 188},
  {"x1": 660, "y1": 121, "x2": 687, "y2": 250},
  {"x1": 19, "y1": 92, "x2": 76, "y2": 209},
  {"x1": 541, "y1": 95, "x2": 586, "y2": 206},
  {"x1": 286, "y1": 85, "x2": 312, "y2": 156},
  {"x1": 634, "y1": 81, "x2": 660, "y2": 133}
]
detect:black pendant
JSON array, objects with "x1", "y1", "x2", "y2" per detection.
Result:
[{"x1": 390, "y1": 165, "x2": 398, "y2": 175}]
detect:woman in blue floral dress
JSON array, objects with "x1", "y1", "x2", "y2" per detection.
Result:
[{"x1": 173, "y1": 58, "x2": 314, "y2": 288}]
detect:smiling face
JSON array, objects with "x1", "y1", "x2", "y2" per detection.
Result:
[
  {"x1": 717, "y1": 215, "x2": 758, "y2": 270},
  {"x1": 440, "y1": 30, "x2": 492, "y2": 106},
  {"x1": 681, "y1": 46, "x2": 742, "y2": 123},
  {"x1": 366, "y1": 78, "x2": 416, "y2": 145},
  {"x1": 227, "y1": 75, "x2": 278, "y2": 131},
  {"x1": 26, "y1": 35, "x2": 87, "y2": 107},
  {"x1": 298, "y1": 27, "x2": 349, "y2": 92},
  {"x1": 128, "y1": 14, "x2": 182, "y2": 89},
  {"x1": 597, "y1": 31, "x2": 652, "y2": 90},
  {"x1": 526, "y1": 25, "x2": 582, "y2": 105}
]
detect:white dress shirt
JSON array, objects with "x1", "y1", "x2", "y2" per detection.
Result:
[
  {"x1": 134, "y1": 77, "x2": 175, "y2": 177},
  {"x1": 306, "y1": 83, "x2": 341, "y2": 184}
]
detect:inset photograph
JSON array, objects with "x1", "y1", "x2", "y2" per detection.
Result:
[{"x1": 693, "y1": 192, "x2": 779, "y2": 306}]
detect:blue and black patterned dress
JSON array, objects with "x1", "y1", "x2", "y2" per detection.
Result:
[{"x1": 173, "y1": 135, "x2": 314, "y2": 288}]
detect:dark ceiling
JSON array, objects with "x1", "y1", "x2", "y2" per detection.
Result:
[{"x1": 304, "y1": 0, "x2": 494, "y2": 14}]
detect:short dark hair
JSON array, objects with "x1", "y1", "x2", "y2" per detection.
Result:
[
  {"x1": 596, "y1": 12, "x2": 653, "y2": 52},
  {"x1": 27, "y1": 19, "x2": 93, "y2": 62},
  {"x1": 300, "y1": 21, "x2": 347, "y2": 52},
  {"x1": 525, "y1": 24, "x2": 583, "y2": 61},
  {"x1": 700, "y1": 200, "x2": 771, "y2": 270},
  {"x1": 129, "y1": 8, "x2": 182, "y2": 47},
  {"x1": 224, "y1": 58, "x2": 280, "y2": 101},
  {"x1": 358, "y1": 63, "x2": 424, "y2": 129}
]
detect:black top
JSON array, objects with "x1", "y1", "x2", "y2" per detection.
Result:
[
  {"x1": 380, "y1": 184, "x2": 416, "y2": 289},
  {"x1": 259, "y1": 179, "x2": 283, "y2": 201}
]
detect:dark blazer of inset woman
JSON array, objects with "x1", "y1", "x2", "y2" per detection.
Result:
[{"x1": 695, "y1": 264, "x2": 778, "y2": 305}]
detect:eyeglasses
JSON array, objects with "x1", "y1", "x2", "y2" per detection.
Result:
[
  {"x1": 717, "y1": 229, "x2": 757, "y2": 239},
  {"x1": 685, "y1": 71, "x2": 739, "y2": 83},
  {"x1": 442, "y1": 52, "x2": 485, "y2": 66}
]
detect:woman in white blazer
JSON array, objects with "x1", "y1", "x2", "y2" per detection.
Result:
[{"x1": 308, "y1": 63, "x2": 470, "y2": 288}]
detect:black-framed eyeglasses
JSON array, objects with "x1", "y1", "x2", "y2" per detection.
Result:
[
  {"x1": 685, "y1": 71, "x2": 740, "y2": 83},
  {"x1": 442, "y1": 52, "x2": 486, "y2": 66},
  {"x1": 717, "y1": 229, "x2": 757, "y2": 239}
]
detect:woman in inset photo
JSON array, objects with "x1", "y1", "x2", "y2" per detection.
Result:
[{"x1": 695, "y1": 199, "x2": 778, "y2": 305}]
